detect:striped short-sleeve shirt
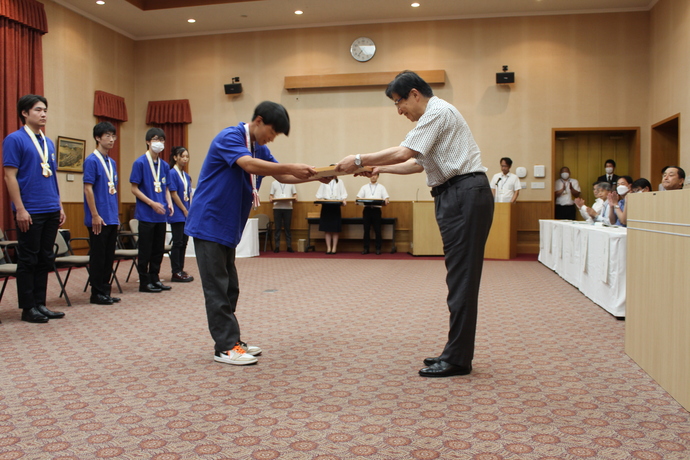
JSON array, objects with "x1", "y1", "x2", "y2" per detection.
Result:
[{"x1": 401, "y1": 96, "x2": 486, "y2": 187}]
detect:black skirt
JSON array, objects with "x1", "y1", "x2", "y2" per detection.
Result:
[{"x1": 319, "y1": 203, "x2": 342, "y2": 232}]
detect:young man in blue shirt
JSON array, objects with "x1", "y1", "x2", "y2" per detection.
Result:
[
  {"x1": 186, "y1": 101, "x2": 319, "y2": 366},
  {"x1": 130, "y1": 128, "x2": 173, "y2": 293},
  {"x1": 3, "y1": 94, "x2": 66, "y2": 323},
  {"x1": 83, "y1": 122, "x2": 121, "y2": 305}
]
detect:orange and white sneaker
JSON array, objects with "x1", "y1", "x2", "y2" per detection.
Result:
[
  {"x1": 214, "y1": 344, "x2": 258, "y2": 365},
  {"x1": 238, "y1": 340, "x2": 262, "y2": 356}
]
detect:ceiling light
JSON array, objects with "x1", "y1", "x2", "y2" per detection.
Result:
[
  {"x1": 411, "y1": 2, "x2": 420, "y2": 7},
  {"x1": 295, "y1": 10, "x2": 303, "y2": 15},
  {"x1": 96, "y1": 0, "x2": 105, "y2": 4},
  {"x1": 187, "y1": 18, "x2": 196, "y2": 23}
]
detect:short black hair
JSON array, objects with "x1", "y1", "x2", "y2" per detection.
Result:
[
  {"x1": 168, "y1": 146, "x2": 187, "y2": 168},
  {"x1": 385, "y1": 70, "x2": 434, "y2": 100},
  {"x1": 619, "y1": 175, "x2": 634, "y2": 185},
  {"x1": 252, "y1": 101, "x2": 290, "y2": 136},
  {"x1": 93, "y1": 121, "x2": 116, "y2": 144},
  {"x1": 17, "y1": 94, "x2": 47, "y2": 124},
  {"x1": 500, "y1": 157, "x2": 513, "y2": 167},
  {"x1": 605, "y1": 159, "x2": 616, "y2": 167},
  {"x1": 597, "y1": 182, "x2": 612, "y2": 192},
  {"x1": 631, "y1": 178, "x2": 652, "y2": 191},
  {"x1": 146, "y1": 127, "x2": 166, "y2": 142},
  {"x1": 663, "y1": 165, "x2": 686, "y2": 179}
]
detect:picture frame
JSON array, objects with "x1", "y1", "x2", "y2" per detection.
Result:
[{"x1": 56, "y1": 136, "x2": 86, "y2": 172}]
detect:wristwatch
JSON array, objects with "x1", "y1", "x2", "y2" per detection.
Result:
[{"x1": 354, "y1": 154, "x2": 362, "y2": 167}]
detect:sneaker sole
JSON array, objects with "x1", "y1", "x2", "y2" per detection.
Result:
[{"x1": 213, "y1": 356, "x2": 258, "y2": 366}]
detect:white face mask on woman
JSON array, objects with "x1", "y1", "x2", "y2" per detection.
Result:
[
  {"x1": 616, "y1": 185, "x2": 629, "y2": 195},
  {"x1": 150, "y1": 141, "x2": 165, "y2": 154},
  {"x1": 561, "y1": 172, "x2": 570, "y2": 180}
]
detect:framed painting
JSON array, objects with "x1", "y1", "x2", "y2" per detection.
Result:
[{"x1": 56, "y1": 136, "x2": 86, "y2": 172}]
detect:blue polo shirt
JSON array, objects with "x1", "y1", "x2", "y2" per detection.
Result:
[
  {"x1": 2, "y1": 128, "x2": 61, "y2": 214},
  {"x1": 185, "y1": 123, "x2": 276, "y2": 248},
  {"x1": 83, "y1": 151, "x2": 119, "y2": 227},
  {"x1": 129, "y1": 153, "x2": 170, "y2": 223},
  {"x1": 167, "y1": 168, "x2": 192, "y2": 224}
]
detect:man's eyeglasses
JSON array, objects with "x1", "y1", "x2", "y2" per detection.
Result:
[
  {"x1": 394, "y1": 97, "x2": 406, "y2": 106},
  {"x1": 102, "y1": 134, "x2": 117, "y2": 140}
]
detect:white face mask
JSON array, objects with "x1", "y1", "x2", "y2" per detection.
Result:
[
  {"x1": 616, "y1": 185, "x2": 629, "y2": 195},
  {"x1": 150, "y1": 141, "x2": 165, "y2": 154},
  {"x1": 605, "y1": 167, "x2": 614, "y2": 174},
  {"x1": 561, "y1": 172, "x2": 570, "y2": 180}
]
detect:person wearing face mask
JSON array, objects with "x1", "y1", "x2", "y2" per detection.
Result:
[
  {"x1": 554, "y1": 166, "x2": 581, "y2": 220},
  {"x1": 130, "y1": 128, "x2": 174, "y2": 293},
  {"x1": 608, "y1": 175, "x2": 633, "y2": 227},
  {"x1": 631, "y1": 178, "x2": 652, "y2": 193},
  {"x1": 167, "y1": 146, "x2": 194, "y2": 282},
  {"x1": 596, "y1": 159, "x2": 620, "y2": 188}
]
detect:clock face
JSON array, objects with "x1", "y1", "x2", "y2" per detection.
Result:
[{"x1": 350, "y1": 37, "x2": 376, "y2": 62}]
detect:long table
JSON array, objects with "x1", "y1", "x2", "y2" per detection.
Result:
[
  {"x1": 306, "y1": 217, "x2": 397, "y2": 253},
  {"x1": 538, "y1": 219, "x2": 627, "y2": 317}
]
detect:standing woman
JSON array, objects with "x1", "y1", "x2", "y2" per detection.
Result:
[
  {"x1": 315, "y1": 177, "x2": 347, "y2": 254},
  {"x1": 168, "y1": 146, "x2": 194, "y2": 282}
]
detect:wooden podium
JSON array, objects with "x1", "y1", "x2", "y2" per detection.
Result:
[
  {"x1": 484, "y1": 202, "x2": 517, "y2": 259},
  {"x1": 625, "y1": 189, "x2": 690, "y2": 411},
  {"x1": 410, "y1": 201, "x2": 443, "y2": 255}
]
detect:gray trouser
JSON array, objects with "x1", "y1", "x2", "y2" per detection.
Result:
[
  {"x1": 435, "y1": 173, "x2": 494, "y2": 367},
  {"x1": 194, "y1": 238, "x2": 240, "y2": 352}
]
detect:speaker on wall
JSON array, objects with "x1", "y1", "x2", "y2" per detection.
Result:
[
  {"x1": 496, "y1": 72, "x2": 515, "y2": 84},
  {"x1": 224, "y1": 83, "x2": 243, "y2": 94}
]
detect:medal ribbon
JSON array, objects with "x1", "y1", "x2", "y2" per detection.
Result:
[
  {"x1": 244, "y1": 123, "x2": 260, "y2": 209},
  {"x1": 24, "y1": 126, "x2": 51, "y2": 177},
  {"x1": 94, "y1": 149, "x2": 116, "y2": 194},
  {"x1": 174, "y1": 165, "x2": 189, "y2": 201},
  {"x1": 146, "y1": 151, "x2": 162, "y2": 193}
]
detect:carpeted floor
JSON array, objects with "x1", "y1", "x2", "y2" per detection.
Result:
[{"x1": 0, "y1": 255, "x2": 688, "y2": 459}]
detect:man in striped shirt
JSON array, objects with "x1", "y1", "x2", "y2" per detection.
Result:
[{"x1": 336, "y1": 71, "x2": 494, "y2": 378}]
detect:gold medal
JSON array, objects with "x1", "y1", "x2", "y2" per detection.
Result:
[{"x1": 154, "y1": 181, "x2": 162, "y2": 193}]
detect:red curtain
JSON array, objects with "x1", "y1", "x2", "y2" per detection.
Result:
[
  {"x1": 0, "y1": 0, "x2": 48, "y2": 233},
  {"x1": 146, "y1": 99, "x2": 192, "y2": 161},
  {"x1": 94, "y1": 91, "x2": 128, "y2": 198}
]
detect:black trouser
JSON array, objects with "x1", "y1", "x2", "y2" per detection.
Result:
[
  {"x1": 434, "y1": 173, "x2": 494, "y2": 368},
  {"x1": 15, "y1": 210, "x2": 60, "y2": 310},
  {"x1": 137, "y1": 221, "x2": 166, "y2": 285},
  {"x1": 194, "y1": 238, "x2": 240, "y2": 352},
  {"x1": 362, "y1": 206, "x2": 382, "y2": 251},
  {"x1": 273, "y1": 209, "x2": 292, "y2": 248},
  {"x1": 555, "y1": 204, "x2": 576, "y2": 220},
  {"x1": 170, "y1": 221, "x2": 188, "y2": 274},
  {"x1": 88, "y1": 225, "x2": 118, "y2": 297}
]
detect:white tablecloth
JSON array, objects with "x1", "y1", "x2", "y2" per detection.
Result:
[
  {"x1": 184, "y1": 218, "x2": 259, "y2": 258},
  {"x1": 538, "y1": 219, "x2": 627, "y2": 317}
]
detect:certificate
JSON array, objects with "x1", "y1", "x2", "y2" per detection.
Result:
[{"x1": 313, "y1": 165, "x2": 372, "y2": 179}]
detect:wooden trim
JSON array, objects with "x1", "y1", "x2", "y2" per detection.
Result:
[
  {"x1": 284, "y1": 70, "x2": 446, "y2": 90},
  {"x1": 652, "y1": 113, "x2": 681, "y2": 129}
]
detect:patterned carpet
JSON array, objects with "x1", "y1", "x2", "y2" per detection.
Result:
[{"x1": 0, "y1": 255, "x2": 688, "y2": 459}]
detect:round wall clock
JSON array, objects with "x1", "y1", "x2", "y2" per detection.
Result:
[{"x1": 350, "y1": 37, "x2": 376, "y2": 62}]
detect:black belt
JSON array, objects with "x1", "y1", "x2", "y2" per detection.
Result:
[{"x1": 430, "y1": 172, "x2": 485, "y2": 197}]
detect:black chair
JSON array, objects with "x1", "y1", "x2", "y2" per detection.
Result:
[
  {"x1": 0, "y1": 242, "x2": 19, "y2": 322},
  {"x1": 255, "y1": 213, "x2": 272, "y2": 252},
  {"x1": 52, "y1": 231, "x2": 91, "y2": 306}
]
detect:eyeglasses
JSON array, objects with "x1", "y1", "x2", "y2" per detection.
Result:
[
  {"x1": 393, "y1": 97, "x2": 406, "y2": 106},
  {"x1": 102, "y1": 134, "x2": 117, "y2": 140}
]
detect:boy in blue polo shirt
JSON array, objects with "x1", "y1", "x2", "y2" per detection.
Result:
[
  {"x1": 2, "y1": 94, "x2": 66, "y2": 323},
  {"x1": 186, "y1": 101, "x2": 320, "y2": 366},
  {"x1": 83, "y1": 122, "x2": 121, "y2": 305},
  {"x1": 130, "y1": 128, "x2": 173, "y2": 293}
]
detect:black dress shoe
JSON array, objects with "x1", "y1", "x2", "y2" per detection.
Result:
[
  {"x1": 273, "y1": 248, "x2": 280, "y2": 253},
  {"x1": 154, "y1": 281, "x2": 172, "y2": 291},
  {"x1": 108, "y1": 296, "x2": 121, "y2": 303},
  {"x1": 90, "y1": 294, "x2": 114, "y2": 305},
  {"x1": 36, "y1": 305, "x2": 65, "y2": 319},
  {"x1": 375, "y1": 249, "x2": 381, "y2": 255},
  {"x1": 423, "y1": 356, "x2": 441, "y2": 366},
  {"x1": 171, "y1": 272, "x2": 194, "y2": 283},
  {"x1": 287, "y1": 248, "x2": 294, "y2": 253},
  {"x1": 419, "y1": 360, "x2": 472, "y2": 378},
  {"x1": 140, "y1": 283, "x2": 162, "y2": 293},
  {"x1": 21, "y1": 307, "x2": 49, "y2": 323},
  {"x1": 361, "y1": 249, "x2": 369, "y2": 255}
]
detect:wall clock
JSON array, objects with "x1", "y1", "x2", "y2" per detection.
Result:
[{"x1": 350, "y1": 37, "x2": 376, "y2": 62}]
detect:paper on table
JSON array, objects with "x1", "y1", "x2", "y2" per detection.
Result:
[{"x1": 313, "y1": 166, "x2": 372, "y2": 179}]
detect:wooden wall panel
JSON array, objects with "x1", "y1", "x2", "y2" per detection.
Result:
[{"x1": 515, "y1": 201, "x2": 552, "y2": 254}]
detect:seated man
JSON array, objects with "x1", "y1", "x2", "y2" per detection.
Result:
[
  {"x1": 661, "y1": 166, "x2": 685, "y2": 191},
  {"x1": 631, "y1": 178, "x2": 652, "y2": 193},
  {"x1": 575, "y1": 182, "x2": 611, "y2": 223},
  {"x1": 608, "y1": 176, "x2": 633, "y2": 227}
]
